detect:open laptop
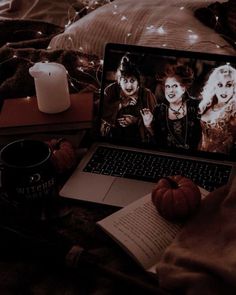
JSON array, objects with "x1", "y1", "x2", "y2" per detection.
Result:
[{"x1": 59, "y1": 43, "x2": 236, "y2": 207}]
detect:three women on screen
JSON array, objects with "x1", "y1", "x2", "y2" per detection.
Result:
[{"x1": 101, "y1": 53, "x2": 236, "y2": 155}]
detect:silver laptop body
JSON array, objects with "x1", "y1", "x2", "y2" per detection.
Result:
[{"x1": 60, "y1": 43, "x2": 236, "y2": 207}]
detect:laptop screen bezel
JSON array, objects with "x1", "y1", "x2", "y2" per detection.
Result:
[{"x1": 97, "y1": 42, "x2": 236, "y2": 162}]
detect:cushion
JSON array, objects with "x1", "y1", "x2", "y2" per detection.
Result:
[{"x1": 49, "y1": 0, "x2": 235, "y2": 58}]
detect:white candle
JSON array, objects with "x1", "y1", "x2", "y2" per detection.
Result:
[{"x1": 29, "y1": 62, "x2": 71, "y2": 114}]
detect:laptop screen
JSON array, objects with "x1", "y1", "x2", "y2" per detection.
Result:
[{"x1": 99, "y1": 43, "x2": 236, "y2": 161}]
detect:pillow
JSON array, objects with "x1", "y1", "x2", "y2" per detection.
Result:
[{"x1": 49, "y1": 0, "x2": 235, "y2": 58}]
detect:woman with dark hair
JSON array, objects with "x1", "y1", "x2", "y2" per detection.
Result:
[
  {"x1": 142, "y1": 63, "x2": 201, "y2": 150},
  {"x1": 101, "y1": 53, "x2": 157, "y2": 143}
]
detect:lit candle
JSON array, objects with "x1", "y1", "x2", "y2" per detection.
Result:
[{"x1": 29, "y1": 62, "x2": 71, "y2": 114}]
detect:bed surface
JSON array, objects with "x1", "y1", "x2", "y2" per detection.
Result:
[
  {"x1": 0, "y1": 1, "x2": 236, "y2": 294},
  {"x1": 0, "y1": 0, "x2": 235, "y2": 103}
]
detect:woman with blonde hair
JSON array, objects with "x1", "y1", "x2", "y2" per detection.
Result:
[{"x1": 198, "y1": 64, "x2": 236, "y2": 154}]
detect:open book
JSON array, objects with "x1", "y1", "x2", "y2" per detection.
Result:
[{"x1": 97, "y1": 188, "x2": 208, "y2": 274}]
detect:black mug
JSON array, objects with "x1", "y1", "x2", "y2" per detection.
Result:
[{"x1": 0, "y1": 139, "x2": 57, "y2": 220}]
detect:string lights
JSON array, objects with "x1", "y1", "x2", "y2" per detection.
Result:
[{"x1": 0, "y1": 0, "x2": 235, "y2": 98}]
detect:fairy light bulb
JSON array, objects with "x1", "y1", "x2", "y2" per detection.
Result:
[
  {"x1": 121, "y1": 15, "x2": 128, "y2": 21},
  {"x1": 157, "y1": 26, "x2": 165, "y2": 35},
  {"x1": 188, "y1": 33, "x2": 199, "y2": 44},
  {"x1": 78, "y1": 67, "x2": 84, "y2": 72},
  {"x1": 146, "y1": 25, "x2": 155, "y2": 30},
  {"x1": 65, "y1": 20, "x2": 72, "y2": 29}
]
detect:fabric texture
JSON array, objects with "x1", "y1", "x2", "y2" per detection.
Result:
[
  {"x1": 227, "y1": 0, "x2": 236, "y2": 35},
  {"x1": 0, "y1": 0, "x2": 77, "y2": 27},
  {"x1": 194, "y1": 0, "x2": 236, "y2": 49},
  {"x1": 49, "y1": 0, "x2": 235, "y2": 58},
  {"x1": 0, "y1": 19, "x2": 101, "y2": 105},
  {"x1": 157, "y1": 177, "x2": 236, "y2": 295}
]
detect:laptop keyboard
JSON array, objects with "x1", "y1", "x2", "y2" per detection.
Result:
[{"x1": 83, "y1": 146, "x2": 232, "y2": 192}]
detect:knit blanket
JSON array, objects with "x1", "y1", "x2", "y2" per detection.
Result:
[{"x1": 157, "y1": 177, "x2": 236, "y2": 295}]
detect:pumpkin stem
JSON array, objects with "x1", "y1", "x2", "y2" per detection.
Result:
[{"x1": 164, "y1": 177, "x2": 179, "y2": 189}]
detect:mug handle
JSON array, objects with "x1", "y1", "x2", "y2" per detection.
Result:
[{"x1": 0, "y1": 164, "x2": 12, "y2": 206}]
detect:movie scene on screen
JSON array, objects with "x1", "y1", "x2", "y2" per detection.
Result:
[{"x1": 100, "y1": 49, "x2": 236, "y2": 158}]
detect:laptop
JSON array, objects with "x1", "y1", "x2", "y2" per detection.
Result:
[{"x1": 59, "y1": 43, "x2": 236, "y2": 207}]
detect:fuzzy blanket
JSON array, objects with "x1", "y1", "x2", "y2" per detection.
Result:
[{"x1": 157, "y1": 176, "x2": 236, "y2": 295}]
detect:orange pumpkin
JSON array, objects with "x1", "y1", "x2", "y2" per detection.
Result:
[
  {"x1": 151, "y1": 175, "x2": 201, "y2": 221},
  {"x1": 46, "y1": 138, "x2": 77, "y2": 173}
]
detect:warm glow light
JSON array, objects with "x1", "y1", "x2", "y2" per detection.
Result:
[
  {"x1": 3, "y1": 0, "x2": 234, "y2": 100},
  {"x1": 146, "y1": 25, "x2": 155, "y2": 30},
  {"x1": 77, "y1": 67, "x2": 84, "y2": 72},
  {"x1": 157, "y1": 26, "x2": 165, "y2": 35},
  {"x1": 121, "y1": 15, "x2": 128, "y2": 21},
  {"x1": 188, "y1": 33, "x2": 199, "y2": 44}
]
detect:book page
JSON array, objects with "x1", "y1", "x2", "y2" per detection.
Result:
[
  {"x1": 98, "y1": 188, "x2": 208, "y2": 273},
  {"x1": 97, "y1": 193, "x2": 182, "y2": 272}
]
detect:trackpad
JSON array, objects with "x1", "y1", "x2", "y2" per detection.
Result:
[{"x1": 104, "y1": 178, "x2": 154, "y2": 207}]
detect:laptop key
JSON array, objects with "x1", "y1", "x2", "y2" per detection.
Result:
[{"x1": 83, "y1": 146, "x2": 232, "y2": 192}]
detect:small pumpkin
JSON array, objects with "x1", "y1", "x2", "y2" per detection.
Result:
[
  {"x1": 46, "y1": 138, "x2": 77, "y2": 173},
  {"x1": 151, "y1": 175, "x2": 201, "y2": 221}
]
